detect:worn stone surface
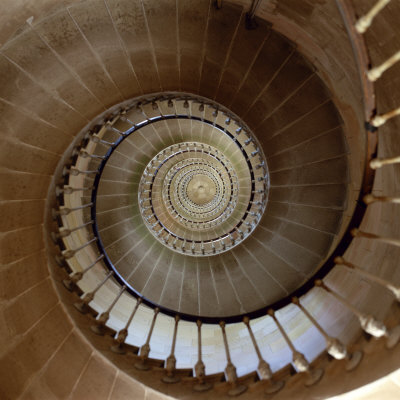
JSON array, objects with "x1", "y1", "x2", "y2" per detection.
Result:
[{"x1": 0, "y1": 0, "x2": 399, "y2": 399}]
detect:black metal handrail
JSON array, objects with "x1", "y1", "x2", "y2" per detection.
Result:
[
  {"x1": 88, "y1": 109, "x2": 264, "y2": 322},
  {"x1": 55, "y1": 91, "x2": 377, "y2": 323},
  {"x1": 48, "y1": 0, "x2": 400, "y2": 395}
]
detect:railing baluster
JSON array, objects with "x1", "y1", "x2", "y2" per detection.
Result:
[
  {"x1": 162, "y1": 315, "x2": 180, "y2": 383},
  {"x1": 214, "y1": 0, "x2": 223, "y2": 10},
  {"x1": 76, "y1": 149, "x2": 107, "y2": 160},
  {"x1": 368, "y1": 50, "x2": 400, "y2": 81},
  {"x1": 364, "y1": 194, "x2": 400, "y2": 204},
  {"x1": 220, "y1": 321, "x2": 247, "y2": 396},
  {"x1": 268, "y1": 309, "x2": 324, "y2": 386},
  {"x1": 62, "y1": 254, "x2": 104, "y2": 291},
  {"x1": 57, "y1": 237, "x2": 98, "y2": 264},
  {"x1": 370, "y1": 106, "x2": 400, "y2": 127},
  {"x1": 246, "y1": 0, "x2": 261, "y2": 29},
  {"x1": 315, "y1": 280, "x2": 400, "y2": 348},
  {"x1": 119, "y1": 115, "x2": 136, "y2": 127},
  {"x1": 355, "y1": 0, "x2": 391, "y2": 33},
  {"x1": 370, "y1": 155, "x2": 400, "y2": 169},
  {"x1": 91, "y1": 286, "x2": 126, "y2": 335},
  {"x1": 335, "y1": 256, "x2": 400, "y2": 301},
  {"x1": 51, "y1": 220, "x2": 94, "y2": 242},
  {"x1": 111, "y1": 298, "x2": 142, "y2": 354},
  {"x1": 194, "y1": 320, "x2": 212, "y2": 392},
  {"x1": 352, "y1": 228, "x2": 400, "y2": 247},
  {"x1": 292, "y1": 297, "x2": 363, "y2": 371},
  {"x1": 52, "y1": 203, "x2": 93, "y2": 219},
  {"x1": 63, "y1": 166, "x2": 98, "y2": 176},
  {"x1": 135, "y1": 308, "x2": 160, "y2": 370},
  {"x1": 74, "y1": 271, "x2": 113, "y2": 314},
  {"x1": 90, "y1": 134, "x2": 115, "y2": 146},
  {"x1": 106, "y1": 120, "x2": 126, "y2": 135},
  {"x1": 315, "y1": 280, "x2": 386, "y2": 336},
  {"x1": 243, "y1": 317, "x2": 284, "y2": 394},
  {"x1": 56, "y1": 185, "x2": 94, "y2": 196}
]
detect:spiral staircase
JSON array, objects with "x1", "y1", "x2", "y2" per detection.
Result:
[{"x1": 1, "y1": 0, "x2": 400, "y2": 399}]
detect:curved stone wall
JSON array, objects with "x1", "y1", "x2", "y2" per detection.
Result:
[{"x1": 1, "y1": 0, "x2": 399, "y2": 399}]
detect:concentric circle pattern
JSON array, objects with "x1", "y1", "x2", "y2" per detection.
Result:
[
  {"x1": 57, "y1": 90, "x2": 350, "y2": 318},
  {"x1": 6, "y1": 0, "x2": 391, "y2": 396},
  {"x1": 139, "y1": 140, "x2": 263, "y2": 255},
  {"x1": 154, "y1": 144, "x2": 238, "y2": 226}
]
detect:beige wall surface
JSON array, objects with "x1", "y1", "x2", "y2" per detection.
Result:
[{"x1": 0, "y1": 0, "x2": 400, "y2": 399}]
